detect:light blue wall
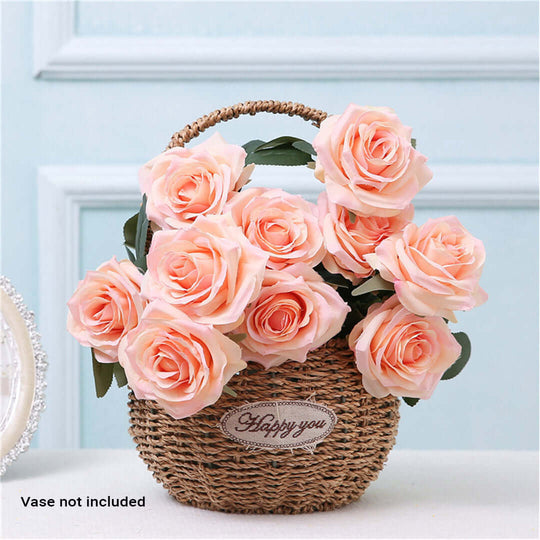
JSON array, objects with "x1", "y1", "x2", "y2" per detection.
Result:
[
  {"x1": 75, "y1": 1, "x2": 539, "y2": 37},
  {"x1": 1, "y1": 1, "x2": 538, "y2": 450}
]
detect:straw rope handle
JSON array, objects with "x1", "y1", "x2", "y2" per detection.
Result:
[{"x1": 167, "y1": 100, "x2": 328, "y2": 149}]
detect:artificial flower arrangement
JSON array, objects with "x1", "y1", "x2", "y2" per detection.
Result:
[
  {"x1": 68, "y1": 103, "x2": 486, "y2": 412},
  {"x1": 67, "y1": 100, "x2": 486, "y2": 513}
]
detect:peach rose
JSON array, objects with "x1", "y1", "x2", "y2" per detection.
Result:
[
  {"x1": 365, "y1": 216, "x2": 487, "y2": 322},
  {"x1": 318, "y1": 192, "x2": 413, "y2": 284},
  {"x1": 349, "y1": 295, "x2": 461, "y2": 399},
  {"x1": 237, "y1": 264, "x2": 350, "y2": 368},
  {"x1": 141, "y1": 214, "x2": 268, "y2": 331},
  {"x1": 139, "y1": 133, "x2": 253, "y2": 230},
  {"x1": 118, "y1": 301, "x2": 246, "y2": 419},
  {"x1": 226, "y1": 187, "x2": 324, "y2": 270},
  {"x1": 313, "y1": 104, "x2": 432, "y2": 217},
  {"x1": 67, "y1": 257, "x2": 145, "y2": 363}
]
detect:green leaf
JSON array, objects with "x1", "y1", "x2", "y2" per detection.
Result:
[
  {"x1": 246, "y1": 147, "x2": 312, "y2": 166},
  {"x1": 441, "y1": 332, "x2": 471, "y2": 380},
  {"x1": 123, "y1": 212, "x2": 139, "y2": 249},
  {"x1": 403, "y1": 397, "x2": 420, "y2": 407},
  {"x1": 92, "y1": 349, "x2": 114, "y2": 398},
  {"x1": 228, "y1": 333, "x2": 247, "y2": 344},
  {"x1": 113, "y1": 362, "x2": 128, "y2": 388},
  {"x1": 351, "y1": 274, "x2": 394, "y2": 296},
  {"x1": 291, "y1": 139, "x2": 316, "y2": 156},
  {"x1": 411, "y1": 138, "x2": 417, "y2": 149},
  {"x1": 243, "y1": 136, "x2": 315, "y2": 167},
  {"x1": 223, "y1": 385, "x2": 237, "y2": 398},
  {"x1": 242, "y1": 139, "x2": 265, "y2": 154},
  {"x1": 125, "y1": 245, "x2": 137, "y2": 264},
  {"x1": 347, "y1": 209, "x2": 357, "y2": 224},
  {"x1": 252, "y1": 136, "x2": 307, "y2": 152},
  {"x1": 134, "y1": 195, "x2": 149, "y2": 272}
]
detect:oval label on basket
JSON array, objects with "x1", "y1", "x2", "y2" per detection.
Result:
[{"x1": 219, "y1": 400, "x2": 337, "y2": 451}]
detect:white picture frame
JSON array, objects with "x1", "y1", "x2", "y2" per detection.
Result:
[{"x1": 0, "y1": 276, "x2": 47, "y2": 475}]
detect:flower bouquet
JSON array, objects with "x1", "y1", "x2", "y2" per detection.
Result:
[{"x1": 67, "y1": 100, "x2": 487, "y2": 514}]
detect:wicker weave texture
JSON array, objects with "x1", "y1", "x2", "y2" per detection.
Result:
[
  {"x1": 128, "y1": 338, "x2": 400, "y2": 514},
  {"x1": 167, "y1": 99, "x2": 328, "y2": 149}
]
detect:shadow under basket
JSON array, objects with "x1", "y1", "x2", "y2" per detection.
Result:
[{"x1": 128, "y1": 338, "x2": 400, "y2": 514}]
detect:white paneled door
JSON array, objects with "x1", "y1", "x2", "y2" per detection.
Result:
[{"x1": 4, "y1": 0, "x2": 538, "y2": 449}]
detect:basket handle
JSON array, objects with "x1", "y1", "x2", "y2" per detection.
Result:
[{"x1": 167, "y1": 100, "x2": 328, "y2": 149}]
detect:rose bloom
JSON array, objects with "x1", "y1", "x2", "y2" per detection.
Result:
[
  {"x1": 237, "y1": 264, "x2": 350, "y2": 369},
  {"x1": 119, "y1": 301, "x2": 246, "y2": 419},
  {"x1": 349, "y1": 295, "x2": 461, "y2": 399},
  {"x1": 313, "y1": 104, "x2": 432, "y2": 217},
  {"x1": 141, "y1": 214, "x2": 267, "y2": 331},
  {"x1": 226, "y1": 187, "x2": 324, "y2": 270},
  {"x1": 365, "y1": 216, "x2": 487, "y2": 322},
  {"x1": 67, "y1": 257, "x2": 145, "y2": 363},
  {"x1": 318, "y1": 191, "x2": 413, "y2": 284},
  {"x1": 139, "y1": 133, "x2": 253, "y2": 230}
]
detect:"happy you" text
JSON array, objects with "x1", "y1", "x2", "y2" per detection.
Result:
[{"x1": 234, "y1": 412, "x2": 327, "y2": 439}]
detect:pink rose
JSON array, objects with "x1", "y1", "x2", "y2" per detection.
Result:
[
  {"x1": 313, "y1": 104, "x2": 432, "y2": 216},
  {"x1": 139, "y1": 133, "x2": 253, "y2": 229},
  {"x1": 318, "y1": 192, "x2": 413, "y2": 284},
  {"x1": 118, "y1": 301, "x2": 246, "y2": 419},
  {"x1": 67, "y1": 257, "x2": 145, "y2": 363},
  {"x1": 366, "y1": 216, "x2": 487, "y2": 322},
  {"x1": 141, "y1": 214, "x2": 268, "y2": 331},
  {"x1": 349, "y1": 295, "x2": 461, "y2": 399},
  {"x1": 237, "y1": 264, "x2": 350, "y2": 368},
  {"x1": 226, "y1": 187, "x2": 325, "y2": 270}
]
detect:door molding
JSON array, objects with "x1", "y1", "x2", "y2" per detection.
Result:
[
  {"x1": 37, "y1": 163, "x2": 538, "y2": 447},
  {"x1": 33, "y1": 2, "x2": 538, "y2": 80}
]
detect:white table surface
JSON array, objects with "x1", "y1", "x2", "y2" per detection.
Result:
[{"x1": 1, "y1": 449, "x2": 537, "y2": 539}]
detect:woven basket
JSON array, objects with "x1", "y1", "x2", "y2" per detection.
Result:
[{"x1": 129, "y1": 101, "x2": 401, "y2": 514}]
